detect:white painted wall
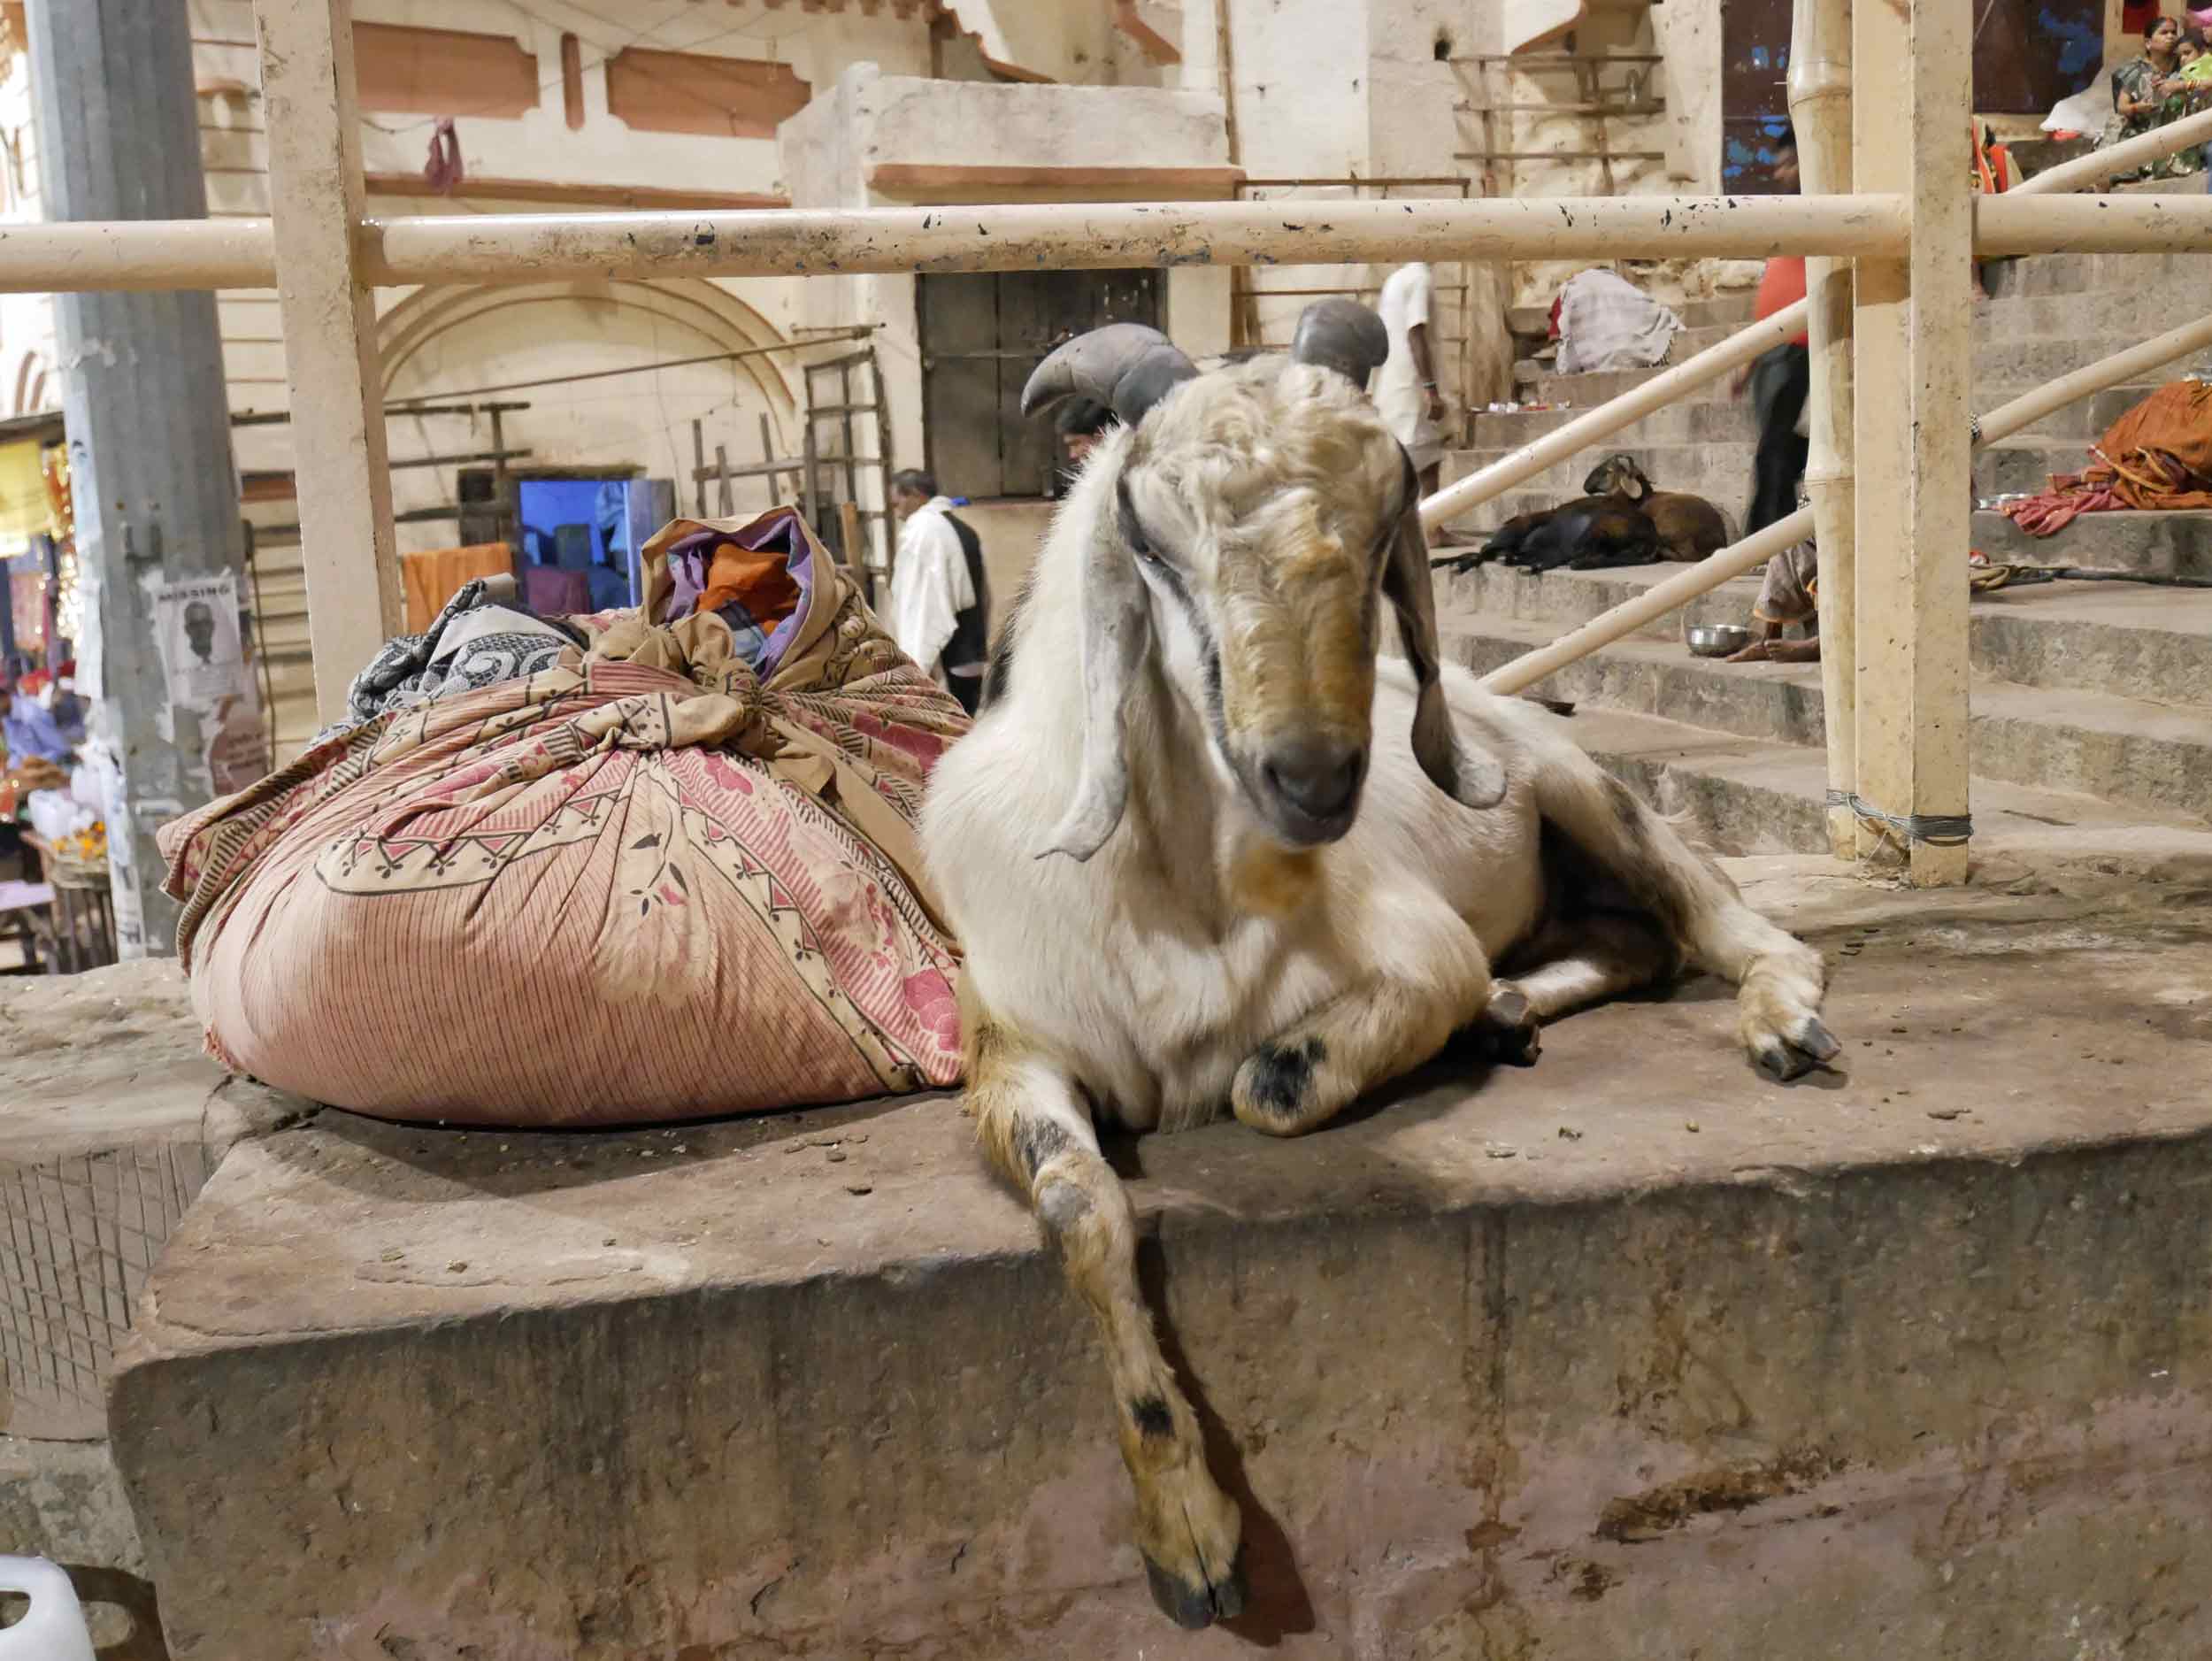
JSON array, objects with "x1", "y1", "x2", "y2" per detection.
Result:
[{"x1": 0, "y1": 43, "x2": 55, "y2": 419}]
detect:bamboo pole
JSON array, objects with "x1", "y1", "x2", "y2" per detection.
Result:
[
  {"x1": 1477, "y1": 311, "x2": 2212, "y2": 698},
  {"x1": 1790, "y1": 0, "x2": 1856, "y2": 858}
]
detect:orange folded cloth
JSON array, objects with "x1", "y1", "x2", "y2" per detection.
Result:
[{"x1": 402, "y1": 544, "x2": 514, "y2": 633}]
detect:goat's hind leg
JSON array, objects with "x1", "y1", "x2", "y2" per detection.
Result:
[
  {"x1": 1532, "y1": 754, "x2": 1840, "y2": 1079},
  {"x1": 965, "y1": 1007, "x2": 1246, "y2": 1629}
]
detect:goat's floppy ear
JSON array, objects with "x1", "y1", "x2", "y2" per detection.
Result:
[
  {"x1": 1381, "y1": 464, "x2": 1509, "y2": 812},
  {"x1": 1037, "y1": 523, "x2": 1153, "y2": 861}
]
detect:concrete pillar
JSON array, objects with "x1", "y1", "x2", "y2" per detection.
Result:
[
  {"x1": 26, "y1": 0, "x2": 255, "y2": 956},
  {"x1": 1851, "y1": 0, "x2": 1973, "y2": 886}
]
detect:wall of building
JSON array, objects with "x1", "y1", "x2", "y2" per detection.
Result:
[
  {"x1": 12, "y1": 0, "x2": 1786, "y2": 756},
  {"x1": 0, "y1": 36, "x2": 54, "y2": 421}
]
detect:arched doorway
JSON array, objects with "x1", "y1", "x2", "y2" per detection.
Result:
[{"x1": 373, "y1": 279, "x2": 800, "y2": 552}]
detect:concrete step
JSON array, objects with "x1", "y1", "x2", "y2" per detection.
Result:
[
  {"x1": 1440, "y1": 612, "x2": 2212, "y2": 822},
  {"x1": 1971, "y1": 506, "x2": 2212, "y2": 579},
  {"x1": 1974, "y1": 285, "x2": 2203, "y2": 345},
  {"x1": 1517, "y1": 336, "x2": 2162, "y2": 408},
  {"x1": 1437, "y1": 559, "x2": 2212, "y2": 707},
  {"x1": 99, "y1": 876, "x2": 2212, "y2": 1657},
  {"x1": 1531, "y1": 703, "x2": 2212, "y2": 859},
  {"x1": 1469, "y1": 398, "x2": 1763, "y2": 449},
  {"x1": 1991, "y1": 248, "x2": 2211, "y2": 299},
  {"x1": 1442, "y1": 436, "x2": 2097, "y2": 512}
]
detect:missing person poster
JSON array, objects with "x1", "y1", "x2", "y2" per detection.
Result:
[{"x1": 152, "y1": 573, "x2": 252, "y2": 708}]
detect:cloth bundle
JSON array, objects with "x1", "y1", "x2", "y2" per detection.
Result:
[
  {"x1": 2001, "y1": 381, "x2": 2212, "y2": 537},
  {"x1": 158, "y1": 508, "x2": 971, "y2": 1127}
]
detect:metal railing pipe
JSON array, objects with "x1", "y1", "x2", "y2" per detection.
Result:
[
  {"x1": 355, "y1": 195, "x2": 1909, "y2": 288},
  {"x1": 0, "y1": 217, "x2": 276, "y2": 292},
  {"x1": 1977, "y1": 193, "x2": 2212, "y2": 256}
]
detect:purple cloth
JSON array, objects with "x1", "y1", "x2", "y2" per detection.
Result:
[{"x1": 524, "y1": 566, "x2": 592, "y2": 618}]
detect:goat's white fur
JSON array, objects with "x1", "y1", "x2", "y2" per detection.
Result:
[{"x1": 919, "y1": 352, "x2": 1835, "y2": 1627}]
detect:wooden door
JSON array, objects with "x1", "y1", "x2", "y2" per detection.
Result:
[{"x1": 919, "y1": 268, "x2": 1163, "y2": 499}]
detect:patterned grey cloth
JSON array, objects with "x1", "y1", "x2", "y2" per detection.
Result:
[{"x1": 309, "y1": 580, "x2": 584, "y2": 748}]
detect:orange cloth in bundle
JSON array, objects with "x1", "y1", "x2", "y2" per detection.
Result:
[
  {"x1": 2001, "y1": 381, "x2": 2212, "y2": 536},
  {"x1": 401, "y1": 544, "x2": 514, "y2": 633},
  {"x1": 698, "y1": 539, "x2": 803, "y2": 627}
]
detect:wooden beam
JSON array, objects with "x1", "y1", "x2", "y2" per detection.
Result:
[
  {"x1": 361, "y1": 173, "x2": 791, "y2": 211},
  {"x1": 1114, "y1": 0, "x2": 1182, "y2": 65},
  {"x1": 351, "y1": 20, "x2": 537, "y2": 118},
  {"x1": 1853, "y1": 0, "x2": 1972, "y2": 884},
  {"x1": 256, "y1": 0, "x2": 401, "y2": 723},
  {"x1": 604, "y1": 47, "x2": 810, "y2": 140},
  {"x1": 1790, "y1": 0, "x2": 1855, "y2": 860}
]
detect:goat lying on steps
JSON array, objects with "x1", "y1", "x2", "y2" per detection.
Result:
[{"x1": 919, "y1": 304, "x2": 1840, "y2": 1632}]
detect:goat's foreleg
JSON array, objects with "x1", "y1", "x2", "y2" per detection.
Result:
[
  {"x1": 965, "y1": 1001, "x2": 1247, "y2": 1629},
  {"x1": 1533, "y1": 757, "x2": 1840, "y2": 1080},
  {"x1": 1232, "y1": 934, "x2": 1492, "y2": 1134}
]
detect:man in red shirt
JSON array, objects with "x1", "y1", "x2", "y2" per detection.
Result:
[{"x1": 1733, "y1": 131, "x2": 1812, "y2": 536}]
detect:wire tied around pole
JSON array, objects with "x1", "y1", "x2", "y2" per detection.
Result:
[{"x1": 1824, "y1": 789, "x2": 1972, "y2": 846}]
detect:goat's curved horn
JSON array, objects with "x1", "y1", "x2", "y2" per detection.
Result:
[
  {"x1": 1020, "y1": 323, "x2": 1198, "y2": 428},
  {"x1": 1290, "y1": 298, "x2": 1391, "y2": 386}
]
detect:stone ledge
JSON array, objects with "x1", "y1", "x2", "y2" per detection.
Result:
[{"x1": 107, "y1": 872, "x2": 2212, "y2": 1657}]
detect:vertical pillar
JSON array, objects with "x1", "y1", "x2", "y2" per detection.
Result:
[
  {"x1": 1852, "y1": 0, "x2": 1973, "y2": 885},
  {"x1": 27, "y1": 0, "x2": 255, "y2": 956},
  {"x1": 1789, "y1": 0, "x2": 1856, "y2": 861},
  {"x1": 254, "y1": 0, "x2": 399, "y2": 725}
]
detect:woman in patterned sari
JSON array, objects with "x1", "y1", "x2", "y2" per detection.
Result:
[{"x1": 2101, "y1": 17, "x2": 2200, "y2": 181}]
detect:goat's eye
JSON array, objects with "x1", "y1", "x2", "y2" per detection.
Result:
[{"x1": 1128, "y1": 527, "x2": 1162, "y2": 565}]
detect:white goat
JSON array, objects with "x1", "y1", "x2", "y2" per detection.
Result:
[{"x1": 919, "y1": 305, "x2": 1839, "y2": 1631}]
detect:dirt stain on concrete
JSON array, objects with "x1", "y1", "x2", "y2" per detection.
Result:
[{"x1": 1595, "y1": 1446, "x2": 1845, "y2": 1542}]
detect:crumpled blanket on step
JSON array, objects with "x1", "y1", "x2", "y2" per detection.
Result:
[
  {"x1": 1554, "y1": 269, "x2": 1682, "y2": 377},
  {"x1": 1999, "y1": 380, "x2": 2212, "y2": 536},
  {"x1": 157, "y1": 506, "x2": 971, "y2": 1127}
]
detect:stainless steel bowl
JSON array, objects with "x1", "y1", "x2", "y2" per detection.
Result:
[{"x1": 1685, "y1": 623, "x2": 1752, "y2": 658}]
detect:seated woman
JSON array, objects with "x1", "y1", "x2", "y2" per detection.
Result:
[{"x1": 2100, "y1": 17, "x2": 2204, "y2": 181}]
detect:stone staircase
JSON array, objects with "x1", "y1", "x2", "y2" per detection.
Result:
[{"x1": 1433, "y1": 250, "x2": 2212, "y2": 860}]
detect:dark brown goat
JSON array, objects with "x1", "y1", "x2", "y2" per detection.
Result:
[{"x1": 1583, "y1": 454, "x2": 1730, "y2": 562}]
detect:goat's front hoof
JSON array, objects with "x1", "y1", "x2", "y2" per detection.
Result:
[
  {"x1": 1142, "y1": 1546, "x2": 1248, "y2": 1629},
  {"x1": 1472, "y1": 983, "x2": 1542, "y2": 1067},
  {"x1": 1749, "y1": 1015, "x2": 1842, "y2": 1081}
]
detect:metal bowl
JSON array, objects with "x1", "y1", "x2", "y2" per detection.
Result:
[{"x1": 1685, "y1": 623, "x2": 1752, "y2": 658}]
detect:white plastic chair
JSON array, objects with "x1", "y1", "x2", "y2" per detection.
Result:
[{"x1": 0, "y1": 1557, "x2": 96, "y2": 1661}]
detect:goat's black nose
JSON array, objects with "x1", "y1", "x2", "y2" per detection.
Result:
[{"x1": 1261, "y1": 738, "x2": 1365, "y2": 822}]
